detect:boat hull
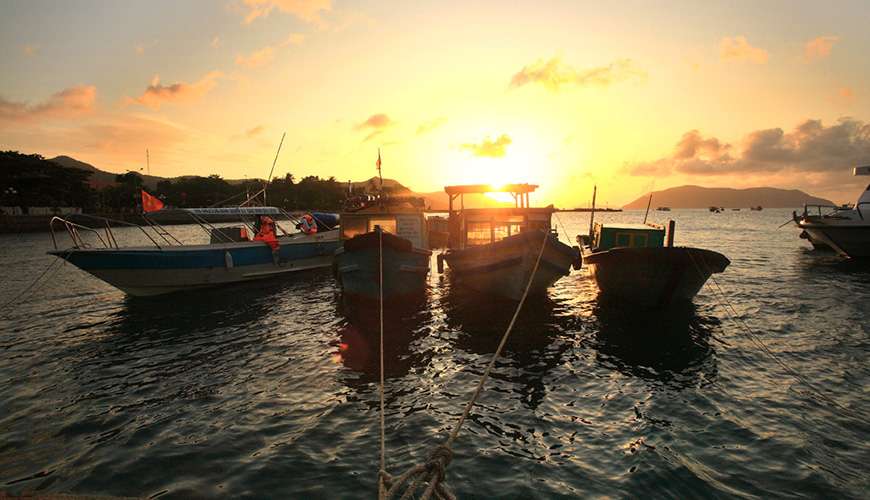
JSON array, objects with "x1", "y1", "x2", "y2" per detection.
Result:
[
  {"x1": 334, "y1": 231, "x2": 431, "y2": 304},
  {"x1": 444, "y1": 230, "x2": 577, "y2": 301},
  {"x1": 583, "y1": 247, "x2": 729, "y2": 307},
  {"x1": 798, "y1": 224, "x2": 870, "y2": 258},
  {"x1": 49, "y1": 230, "x2": 340, "y2": 296}
]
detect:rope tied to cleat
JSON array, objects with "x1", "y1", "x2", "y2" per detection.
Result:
[{"x1": 376, "y1": 227, "x2": 550, "y2": 499}]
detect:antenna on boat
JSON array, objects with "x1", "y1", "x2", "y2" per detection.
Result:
[
  {"x1": 588, "y1": 185, "x2": 597, "y2": 237},
  {"x1": 643, "y1": 190, "x2": 653, "y2": 224},
  {"x1": 263, "y1": 132, "x2": 286, "y2": 205}
]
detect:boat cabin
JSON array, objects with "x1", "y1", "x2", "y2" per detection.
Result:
[
  {"x1": 590, "y1": 223, "x2": 667, "y2": 251},
  {"x1": 444, "y1": 184, "x2": 554, "y2": 250},
  {"x1": 339, "y1": 196, "x2": 428, "y2": 249}
]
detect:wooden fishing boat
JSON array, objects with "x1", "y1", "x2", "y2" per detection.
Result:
[
  {"x1": 48, "y1": 206, "x2": 340, "y2": 296},
  {"x1": 334, "y1": 195, "x2": 431, "y2": 304},
  {"x1": 579, "y1": 221, "x2": 729, "y2": 307},
  {"x1": 439, "y1": 184, "x2": 580, "y2": 301}
]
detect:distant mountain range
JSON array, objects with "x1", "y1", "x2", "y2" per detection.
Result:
[{"x1": 623, "y1": 185, "x2": 834, "y2": 209}]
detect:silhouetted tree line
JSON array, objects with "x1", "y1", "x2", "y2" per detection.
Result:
[
  {"x1": 0, "y1": 151, "x2": 360, "y2": 213},
  {"x1": 1, "y1": 151, "x2": 92, "y2": 210}
]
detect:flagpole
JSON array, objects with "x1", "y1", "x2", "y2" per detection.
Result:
[{"x1": 377, "y1": 148, "x2": 383, "y2": 195}]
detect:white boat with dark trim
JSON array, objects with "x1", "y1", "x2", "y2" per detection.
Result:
[
  {"x1": 48, "y1": 206, "x2": 340, "y2": 297},
  {"x1": 793, "y1": 166, "x2": 870, "y2": 258}
]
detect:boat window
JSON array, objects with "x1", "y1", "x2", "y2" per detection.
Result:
[
  {"x1": 466, "y1": 222, "x2": 492, "y2": 246},
  {"x1": 341, "y1": 217, "x2": 368, "y2": 239},
  {"x1": 634, "y1": 234, "x2": 648, "y2": 247},
  {"x1": 616, "y1": 233, "x2": 631, "y2": 247},
  {"x1": 368, "y1": 218, "x2": 397, "y2": 234}
]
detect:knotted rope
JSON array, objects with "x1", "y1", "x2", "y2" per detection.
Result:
[{"x1": 378, "y1": 230, "x2": 550, "y2": 499}]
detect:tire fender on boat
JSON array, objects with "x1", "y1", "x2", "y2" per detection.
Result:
[{"x1": 224, "y1": 251, "x2": 234, "y2": 269}]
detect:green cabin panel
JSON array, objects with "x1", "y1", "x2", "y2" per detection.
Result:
[{"x1": 595, "y1": 224, "x2": 665, "y2": 250}]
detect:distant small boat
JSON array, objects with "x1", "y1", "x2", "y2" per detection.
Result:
[
  {"x1": 750, "y1": 206, "x2": 763, "y2": 211},
  {"x1": 440, "y1": 183, "x2": 580, "y2": 300},
  {"x1": 709, "y1": 206, "x2": 723, "y2": 213},
  {"x1": 656, "y1": 207, "x2": 671, "y2": 211},
  {"x1": 732, "y1": 208, "x2": 741, "y2": 211},
  {"x1": 334, "y1": 195, "x2": 431, "y2": 304}
]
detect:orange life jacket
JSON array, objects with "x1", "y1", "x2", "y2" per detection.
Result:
[
  {"x1": 254, "y1": 216, "x2": 279, "y2": 250},
  {"x1": 300, "y1": 214, "x2": 318, "y2": 234}
]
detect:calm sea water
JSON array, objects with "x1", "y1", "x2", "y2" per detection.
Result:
[{"x1": 1, "y1": 209, "x2": 868, "y2": 499}]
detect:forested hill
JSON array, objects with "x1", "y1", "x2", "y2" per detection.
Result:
[{"x1": 623, "y1": 185, "x2": 834, "y2": 209}]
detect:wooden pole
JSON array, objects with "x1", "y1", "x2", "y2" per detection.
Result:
[
  {"x1": 588, "y1": 185, "x2": 597, "y2": 237},
  {"x1": 666, "y1": 220, "x2": 675, "y2": 247},
  {"x1": 643, "y1": 191, "x2": 653, "y2": 224}
]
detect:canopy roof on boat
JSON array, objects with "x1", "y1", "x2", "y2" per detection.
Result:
[
  {"x1": 174, "y1": 207, "x2": 282, "y2": 216},
  {"x1": 444, "y1": 183, "x2": 538, "y2": 195}
]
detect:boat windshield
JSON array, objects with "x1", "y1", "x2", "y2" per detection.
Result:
[{"x1": 465, "y1": 214, "x2": 529, "y2": 246}]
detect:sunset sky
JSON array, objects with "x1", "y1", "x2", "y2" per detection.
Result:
[{"x1": 2, "y1": 0, "x2": 869, "y2": 206}]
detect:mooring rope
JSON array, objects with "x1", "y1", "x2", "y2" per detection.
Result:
[
  {"x1": 685, "y1": 249, "x2": 866, "y2": 420},
  {"x1": 378, "y1": 230, "x2": 550, "y2": 499},
  {"x1": 0, "y1": 252, "x2": 69, "y2": 319}
]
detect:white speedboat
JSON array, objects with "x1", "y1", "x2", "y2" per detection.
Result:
[{"x1": 794, "y1": 166, "x2": 870, "y2": 258}]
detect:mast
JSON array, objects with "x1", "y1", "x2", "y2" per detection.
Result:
[
  {"x1": 264, "y1": 132, "x2": 286, "y2": 205},
  {"x1": 643, "y1": 190, "x2": 653, "y2": 224},
  {"x1": 588, "y1": 185, "x2": 597, "y2": 237}
]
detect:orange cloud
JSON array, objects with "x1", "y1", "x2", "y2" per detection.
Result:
[
  {"x1": 838, "y1": 87, "x2": 854, "y2": 100},
  {"x1": 354, "y1": 113, "x2": 393, "y2": 142},
  {"x1": 236, "y1": 46, "x2": 276, "y2": 68},
  {"x1": 128, "y1": 72, "x2": 222, "y2": 109},
  {"x1": 460, "y1": 134, "x2": 512, "y2": 157},
  {"x1": 355, "y1": 113, "x2": 392, "y2": 130},
  {"x1": 235, "y1": 34, "x2": 304, "y2": 69},
  {"x1": 210, "y1": 36, "x2": 221, "y2": 48},
  {"x1": 510, "y1": 57, "x2": 644, "y2": 92},
  {"x1": 720, "y1": 36, "x2": 768, "y2": 64},
  {"x1": 804, "y1": 35, "x2": 839, "y2": 62},
  {"x1": 246, "y1": 125, "x2": 265, "y2": 137},
  {"x1": 0, "y1": 85, "x2": 96, "y2": 124},
  {"x1": 21, "y1": 44, "x2": 39, "y2": 56},
  {"x1": 626, "y1": 118, "x2": 870, "y2": 177},
  {"x1": 241, "y1": 0, "x2": 331, "y2": 24}
]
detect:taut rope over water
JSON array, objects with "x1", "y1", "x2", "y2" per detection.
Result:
[
  {"x1": 377, "y1": 230, "x2": 550, "y2": 499},
  {"x1": 685, "y1": 250, "x2": 866, "y2": 421}
]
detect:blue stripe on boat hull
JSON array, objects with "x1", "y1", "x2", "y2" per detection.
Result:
[{"x1": 49, "y1": 231, "x2": 341, "y2": 296}]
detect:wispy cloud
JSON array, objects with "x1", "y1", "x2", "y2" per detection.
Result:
[
  {"x1": 127, "y1": 72, "x2": 222, "y2": 110},
  {"x1": 241, "y1": 0, "x2": 331, "y2": 25},
  {"x1": 510, "y1": 57, "x2": 645, "y2": 92},
  {"x1": 625, "y1": 118, "x2": 870, "y2": 177},
  {"x1": 354, "y1": 113, "x2": 393, "y2": 142},
  {"x1": 235, "y1": 33, "x2": 304, "y2": 69},
  {"x1": 246, "y1": 125, "x2": 265, "y2": 137},
  {"x1": 719, "y1": 36, "x2": 768, "y2": 64},
  {"x1": 0, "y1": 85, "x2": 96, "y2": 124},
  {"x1": 210, "y1": 36, "x2": 221, "y2": 49},
  {"x1": 416, "y1": 117, "x2": 447, "y2": 135},
  {"x1": 460, "y1": 134, "x2": 512, "y2": 157},
  {"x1": 804, "y1": 35, "x2": 839, "y2": 62}
]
